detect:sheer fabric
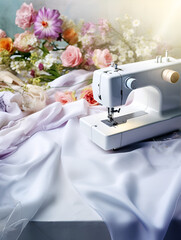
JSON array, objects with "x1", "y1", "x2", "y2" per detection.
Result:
[{"x1": 0, "y1": 70, "x2": 181, "y2": 240}]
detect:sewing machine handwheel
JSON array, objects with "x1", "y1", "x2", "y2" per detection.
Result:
[
  {"x1": 125, "y1": 77, "x2": 136, "y2": 89},
  {"x1": 162, "y1": 69, "x2": 180, "y2": 83}
]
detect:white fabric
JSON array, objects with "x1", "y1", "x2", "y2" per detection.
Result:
[
  {"x1": 0, "y1": 131, "x2": 61, "y2": 240},
  {"x1": 0, "y1": 69, "x2": 93, "y2": 158},
  {"x1": 0, "y1": 100, "x2": 88, "y2": 158},
  {"x1": 31, "y1": 129, "x2": 102, "y2": 222},
  {"x1": 61, "y1": 119, "x2": 181, "y2": 240},
  {"x1": 0, "y1": 70, "x2": 181, "y2": 240}
]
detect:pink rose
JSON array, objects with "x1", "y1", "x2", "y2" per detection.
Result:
[
  {"x1": 80, "y1": 87, "x2": 99, "y2": 106},
  {"x1": 92, "y1": 49, "x2": 112, "y2": 68},
  {"x1": 55, "y1": 91, "x2": 76, "y2": 105},
  {"x1": 61, "y1": 46, "x2": 83, "y2": 67},
  {"x1": 15, "y1": 3, "x2": 36, "y2": 30},
  {"x1": 0, "y1": 29, "x2": 6, "y2": 38},
  {"x1": 13, "y1": 31, "x2": 37, "y2": 52}
]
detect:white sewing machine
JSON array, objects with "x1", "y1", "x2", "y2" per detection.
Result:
[{"x1": 80, "y1": 53, "x2": 181, "y2": 150}]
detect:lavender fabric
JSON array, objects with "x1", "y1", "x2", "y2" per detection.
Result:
[{"x1": 0, "y1": 70, "x2": 181, "y2": 240}]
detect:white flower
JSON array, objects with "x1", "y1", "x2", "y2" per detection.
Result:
[
  {"x1": 43, "y1": 54, "x2": 56, "y2": 69},
  {"x1": 79, "y1": 34, "x2": 93, "y2": 47},
  {"x1": 100, "y1": 34, "x2": 108, "y2": 44},
  {"x1": 10, "y1": 60, "x2": 26, "y2": 74},
  {"x1": 109, "y1": 45, "x2": 118, "y2": 52},
  {"x1": 26, "y1": 34, "x2": 37, "y2": 47},
  {"x1": 128, "y1": 50, "x2": 134, "y2": 58},
  {"x1": 149, "y1": 42, "x2": 158, "y2": 50},
  {"x1": 132, "y1": 19, "x2": 140, "y2": 27},
  {"x1": 34, "y1": 60, "x2": 41, "y2": 69},
  {"x1": 135, "y1": 49, "x2": 142, "y2": 57},
  {"x1": 30, "y1": 48, "x2": 44, "y2": 57},
  {"x1": 123, "y1": 29, "x2": 134, "y2": 40},
  {"x1": 143, "y1": 47, "x2": 152, "y2": 56},
  {"x1": 117, "y1": 46, "x2": 128, "y2": 55},
  {"x1": 118, "y1": 55, "x2": 126, "y2": 64},
  {"x1": 21, "y1": 84, "x2": 47, "y2": 112},
  {"x1": 112, "y1": 54, "x2": 118, "y2": 62},
  {"x1": 34, "y1": 53, "x2": 58, "y2": 74}
]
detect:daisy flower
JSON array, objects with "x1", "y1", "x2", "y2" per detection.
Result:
[
  {"x1": 34, "y1": 7, "x2": 63, "y2": 39},
  {"x1": 132, "y1": 19, "x2": 140, "y2": 27}
]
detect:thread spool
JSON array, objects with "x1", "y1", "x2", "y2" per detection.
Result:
[{"x1": 162, "y1": 69, "x2": 180, "y2": 83}]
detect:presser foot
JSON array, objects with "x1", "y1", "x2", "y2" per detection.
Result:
[
  {"x1": 107, "y1": 107, "x2": 121, "y2": 126},
  {"x1": 105, "y1": 118, "x2": 118, "y2": 126},
  {"x1": 102, "y1": 111, "x2": 147, "y2": 127}
]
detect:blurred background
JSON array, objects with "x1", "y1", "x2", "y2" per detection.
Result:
[{"x1": 0, "y1": 0, "x2": 181, "y2": 56}]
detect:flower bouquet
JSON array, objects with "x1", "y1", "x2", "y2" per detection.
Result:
[{"x1": 0, "y1": 2, "x2": 161, "y2": 114}]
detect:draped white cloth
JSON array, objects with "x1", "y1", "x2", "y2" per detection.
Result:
[
  {"x1": 0, "y1": 70, "x2": 181, "y2": 240},
  {"x1": 62, "y1": 119, "x2": 181, "y2": 240}
]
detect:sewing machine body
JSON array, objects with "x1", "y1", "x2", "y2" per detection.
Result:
[{"x1": 80, "y1": 56, "x2": 181, "y2": 150}]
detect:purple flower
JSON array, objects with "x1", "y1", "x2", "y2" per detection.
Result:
[
  {"x1": 34, "y1": 7, "x2": 63, "y2": 39},
  {"x1": 38, "y1": 63, "x2": 44, "y2": 70},
  {"x1": 82, "y1": 22, "x2": 96, "y2": 35},
  {"x1": 30, "y1": 69, "x2": 35, "y2": 77}
]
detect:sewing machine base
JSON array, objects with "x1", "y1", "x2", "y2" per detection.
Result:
[{"x1": 80, "y1": 107, "x2": 181, "y2": 150}]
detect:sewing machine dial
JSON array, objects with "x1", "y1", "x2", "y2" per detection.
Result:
[
  {"x1": 162, "y1": 69, "x2": 180, "y2": 83},
  {"x1": 125, "y1": 77, "x2": 136, "y2": 89}
]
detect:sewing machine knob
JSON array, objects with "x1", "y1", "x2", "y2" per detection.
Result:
[
  {"x1": 125, "y1": 77, "x2": 136, "y2": 90},
  {"x1": 162, "y1": 69, "x2": 180, "y2": 83}
]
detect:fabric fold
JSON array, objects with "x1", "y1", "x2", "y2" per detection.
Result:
[
  {"x1": 61, "y1": 118, "x2": 181, "y2": 240},
  {"x1": 1, "y1": 70, "x2": 181, "y2": 240},
  {"x1": 0, "y1": 92, "x2": 28, "y2": 129},
  {"x1": 0, "y1": 130, "x2": 63, "y2": 240},
  {"x1": 0, "y1": 99, "x2": 88, "y2": 158}
]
